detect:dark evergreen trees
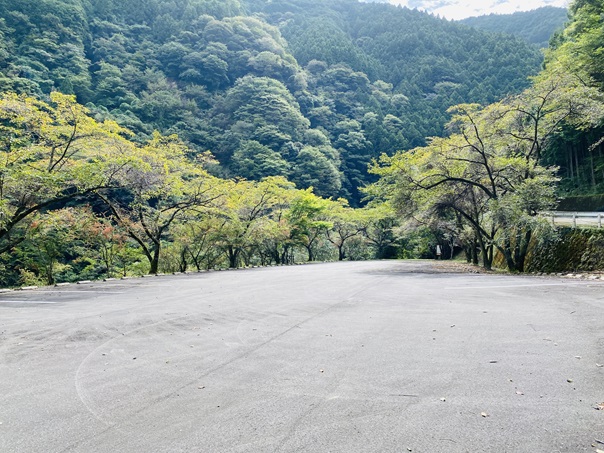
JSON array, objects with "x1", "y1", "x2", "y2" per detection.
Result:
[
  {"x1": 461, "y1": 7, "x2": 568, "y2": 49},
  {"x1": 0, "y1": 0, "x2": 547, "y2": 204}
]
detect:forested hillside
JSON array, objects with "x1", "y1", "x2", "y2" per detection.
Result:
[
  {"x1": 5, "y1": 0, "x2": 601, "y2": 287},
  {"x1": 0, "y1": 0, "x2": 543, "y2": 203},
  {"x1": 540, "y1": 0, "x2": 604, "y2": 197},
  {"x1": 460, "y1": 7, "x2": 568, "y2": 48},
  {"x1": 369, "y1": 0, "x2": 604, "y2": 272}
]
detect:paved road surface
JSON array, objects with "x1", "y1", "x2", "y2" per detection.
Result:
[{"x1": 1, "y1": 261, "x2": 602, "y2": 453}]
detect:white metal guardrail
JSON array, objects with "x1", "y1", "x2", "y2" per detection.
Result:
[{"x1": 548, "y1": 211, "x2": 604, "y2": 229}]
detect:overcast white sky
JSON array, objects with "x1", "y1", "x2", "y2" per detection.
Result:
[{"x1": 386, "y1": 0, "x2": 570, "y2": 20}]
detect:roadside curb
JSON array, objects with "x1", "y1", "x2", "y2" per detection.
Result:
[{"x1": 0, "y1": 260, "x2": 330, "y2": 292}]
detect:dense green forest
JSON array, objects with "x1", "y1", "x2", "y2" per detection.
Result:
[
  {"x1": 540, "y1": 1, "x2": 604, "y2": 196},
  {"x1": 460, "y1": 7, "x2": 568, "y2": 48},
  {"x1": 0, "y1": 0, "x2": 543, "y2": 203},
  {"x1": 0, "y1": 90, "x2": 401, "y2": 286},
  {"x1": 368, "y1": 0, "x2": 604, "y2": 271},
  {"x1": 2, "y1": 0, "x2": 604, "y2": 287}
]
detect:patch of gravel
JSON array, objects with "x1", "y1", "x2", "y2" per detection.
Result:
[
  {"x1": 541, "y1": 271, "x2": 604, "y2": 280},
  {"x1": 434, "y1": 261, "x2": 604, "y2": 280},
  {"x1": 431, "y1": 261, "x2": 488, "y2": 274}
]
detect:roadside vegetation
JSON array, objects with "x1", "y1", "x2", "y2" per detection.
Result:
[
  {"x1": 1, "y1": 0, "x2": 604, "y2": 286},
  {"x1": 0, "y1": 92, "x2": 400, "y2": 286},
  {"x1": 365, "y1": 0, "x2": 604, "y2": 272}
]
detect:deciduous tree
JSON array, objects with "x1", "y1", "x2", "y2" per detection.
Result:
[
  {"x1": 0, "y1": 92, "x2": 133, "y2": 254},
  {"x1": 97, "y1": 133, "x2": 223, "y2": 274}
]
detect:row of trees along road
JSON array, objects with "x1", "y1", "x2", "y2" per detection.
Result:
[
  {"x1": 368, "y1": 61, "x2": 604, "y2": 271},
  {"x1": 0, "y1": 93, "x2": 399, "y2": 287}
]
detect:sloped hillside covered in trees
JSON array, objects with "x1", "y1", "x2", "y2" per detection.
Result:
[
  {"x1": 539, "y1": 0, "x2": 604, "y2": 197},
  {"x1": 0, "y1": 0, "x2": 543, "y2": 203},
  {"x1": 5, "y1": 0, "x2": 593, "y2": 287},
  {"x1": 367, "y1": 0, "x2": 604, "y2": 272}
]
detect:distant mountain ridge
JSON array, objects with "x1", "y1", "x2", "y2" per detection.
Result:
[
  {"x1": 359, "y1": 2, "x2": 568, "y2": 48},
  {"x1": 460, "y1": 7, "x2": 568, "y2": 48}
]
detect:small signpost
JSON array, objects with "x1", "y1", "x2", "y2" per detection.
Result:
[{"x1": 436, "y1": 245, "x2": 442, "y2": 259}]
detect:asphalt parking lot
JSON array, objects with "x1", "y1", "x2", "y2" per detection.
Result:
[{"x1": 1, "y1": 260, "x2": 602, "y2": 452}]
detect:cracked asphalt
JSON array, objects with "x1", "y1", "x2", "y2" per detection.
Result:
[{"x1": 0, "y1": 260, "x2": 603, "y2": 453}]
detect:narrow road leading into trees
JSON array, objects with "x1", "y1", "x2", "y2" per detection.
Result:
[{"x1": 1, "y1": 261, "x2": 602, "y2": 453}]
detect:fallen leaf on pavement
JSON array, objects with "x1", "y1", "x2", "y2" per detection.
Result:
[
  {"x1": 594, "y1": 402, "x2": 604, "y2": 411},
  {"x1": 481, "y1": 412, "x2": 489, "y2": 418}
]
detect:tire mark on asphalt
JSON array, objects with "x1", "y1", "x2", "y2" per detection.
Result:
[
  {"x1": 73, "y1": 314, "x2": 192, "y2": 429},
  {"x1": 70, "y1": 279, "x2": 302, "y2": 430},
  {"x1": 64, "y1": 274, "x2": 388, "y2": 451},
  {"x1": 257, "y1": 277, "x2": 388, "y2": 453},
  {"x1": 271, "y1": 381, "x2": 342, "y2": 453}
]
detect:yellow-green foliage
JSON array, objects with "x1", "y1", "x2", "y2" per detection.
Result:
[{"x1": 0, "y1": 92, "x2": 394, "y2": 286}]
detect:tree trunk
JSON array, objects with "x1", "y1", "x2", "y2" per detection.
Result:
[
  {"x1": 227, "y1": 246, "x2": 238, "y2": 268},
  {"x1": 574, "y1": 144, "x2": 581, "y2": 183},
  {"x1": 598, "y1": 144, "x2": 604, "y2": 180},
  {"x1": 500, "y1": 227, "x2": 532, "y2": 273},
  {"x1": 149, "y1": 244, "x2": 160, "y2": 274},
  {"x1": 188, "y1": 249, "x2": 201, "y2": 271},
  {"x1": 242, "y1": 250, "x2": 251, "y2": 267},
  {"x1": 179, "y1": 247, "x2": 188, "y2": 273},
  {"x1": 338, "y1": 245, "x2": 345, "y2": 261},
  {"x1": 486, "y1": 244, "x2": 494, "y2": 270},
  {"x1": 516, "y1": 229, "x2": 532, "y2": 273},
  {"x1": 568, "y1": 145, "x2": 574, "y2": 183},
  {"x1": 503, "y1": 249, "x2": 516, "y2": 272},
  {"x1": 306, "y1": 245, "x2": 314, "y2": 262},
  {"x1": 280, "y1": 246, "x2": 290, "y2": 265},
  {"x1": 590, "y1": 150, "x2": 596, "y2": 190},
  {"x1": 477, "y1": 234, "x2": 491, "y2": 270},
  {"x1": 502, "y1": 236, "x2": 517, "y2": 272},
  {"x1": 46, "y1": 260, "x2": 56, "y2": 286}
]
